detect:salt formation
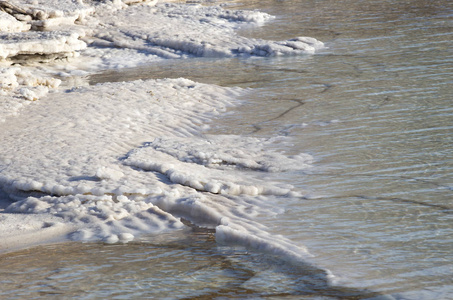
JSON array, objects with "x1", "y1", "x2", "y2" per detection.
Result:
[
  {"x1": 1, "y1": 0, "x2": 94, "y2": 29},
  {"x1": 89, "y1": 3, "x2": 324, "y2": 61},
  {"x1": 0, "y1": 66, "x2": 61, "y2": 121},
  {"x1": 0, "y1": 30, "x2": 86, "y2": 59},
  {"x1": 136, "y1": 135, "x2": 313, "y2": 172},
  {"x1": 0, "y1": 0, "x2": 325, "y2": 267},
  {"x1": 0, "y1": 10, "x2": 30, "y2": 32},
  {"x1": 1, "y1": 78, "x2": 313, "y2": 264},
  {"x1": 1, "y1": 0, "x2": 324, "y2": 66},
  {"x1": 124, "y1": 135, "x2": 311, "y2": 195},
  {"x1": 0, "y1": 0, "x2": 92, "y2": 60}
]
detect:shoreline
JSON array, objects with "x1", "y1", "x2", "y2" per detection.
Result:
[
  {"x1": 0, "y1": 0, "x2": 322, "y2": 256},
  {"x1": 0, "y1": 213, "x2": 75, "y2": 255}
]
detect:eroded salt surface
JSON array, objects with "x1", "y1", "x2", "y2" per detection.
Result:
[
  {"x1": 0, "y1": 78, "x2": 318, "y2": 266},
  {"x1": 0, "y1": 0, "x2": 93, "y2": 60},
  {"x1": 1, "y1": 0, "x2": 323, "y2": 67},
  {"x1": 87, "y1": 2, "x2": 324, "y2": 65},
  {"x1": 4, "y1": 0, "x2": 94, "y2": 29},
  {"x1": 0, "y1": 66, "x2": 61, "y2": 122},
  {"x1": 0, "y1": 10, "x2": 30, "y2": 32},
  {"x1": 0, "y1": 30, "x2": 86, "y2": 59},
  {"x1": 0, "y1": 0, "x2": 327, "y2": 275}
]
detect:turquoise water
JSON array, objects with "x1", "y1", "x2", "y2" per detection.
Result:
[{"x1": 1, "y1": 0, "x2": 452, "y2": 299}]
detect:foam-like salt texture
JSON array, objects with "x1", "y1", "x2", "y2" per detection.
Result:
[
  {"x1": 124, "y1": 135, "x2": 311, "y2": 196},
  {"x1": 1, "y1": 78, "x2": 239, "y2": 232},
  {"x1": 73, "y1": 2, "x2": 323, "y2": 70},
  {"x1": 0, "y1": 66, "x2": 61, "y2": 122},
  {"x1": 89, "y1": 3, "x2": 324, "y2": 60},
  {"x1": 0, "y1": 0, "x2": 327, "y2": 275},
  {"x1": 0, "y1": 78, "x2": 314, "y2": 267}
]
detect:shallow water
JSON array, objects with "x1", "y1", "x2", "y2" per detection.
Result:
[{"x1": 2, "y1": 0, "x2": 453, "y2": 299}]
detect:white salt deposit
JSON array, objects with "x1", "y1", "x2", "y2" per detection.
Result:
[
  {"x1": 0, "y1": 78, "x2": 314, "y2": 265},
  {"x1": 0, "y1": 30, "x2": 86, "y2": 59},
  {"x1": 124, "y1": 135, "x2": 310, "y2": 195},
  {"x1": 133, "y1": 135, "x2": 313, "y2": 172},
  {"x1": 1, "y1": 1, "x2": 323, "y2": 68},
  {"x1": 0, "y1": 66, "x2": 61, "y2": 121},
  {"x1": 0, "y1": 0, "x2": 92, "y2": 60},
  {"x1": 0, "y1": 10, "x2": 30, "y2": 32},
  {"x1": 4, "y1": 0, "x2": 94, "y2": 29},
  {"x1": 66, "y1": 1, "x2": 324, "y2": 71},
  {"x1": 89, "y1": 3, "x2": 323, "y2": 61},
  {"x1": 0, "y1": 0, "x2": 325, "y2": 271}
]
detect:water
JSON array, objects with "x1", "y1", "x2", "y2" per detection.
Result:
[{"x1": 1, "y1": 0, "x2": 453, "y2": 299}]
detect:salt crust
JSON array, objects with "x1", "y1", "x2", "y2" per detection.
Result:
[
  {"x1": 0, "y1": 10, "x2": 30, "y2": 32},
  {"x1": 0, "y1": 30, "x2": 86, "y2": 59},
  {"x1": 0, "y1": 78, "x2": 317, "y2": 268},
  {"x1": 89, "y1": 3, "x2": 324, "y2": 62},
  {"x1": 0, "y1": 1, "x2": 326, "y2": 272},
  {"x1": 0, "y1": 0, "x2": 92, "y2": 60},
  {"x1": 0, "y1": 66, "x2": 62, "y2": 121},
  {"x1": 5, "y1": 0, "x2": 94, "y2": 29},
  {"x1": 1, "y1": 78, "x2": 239, "y2": 242}
]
